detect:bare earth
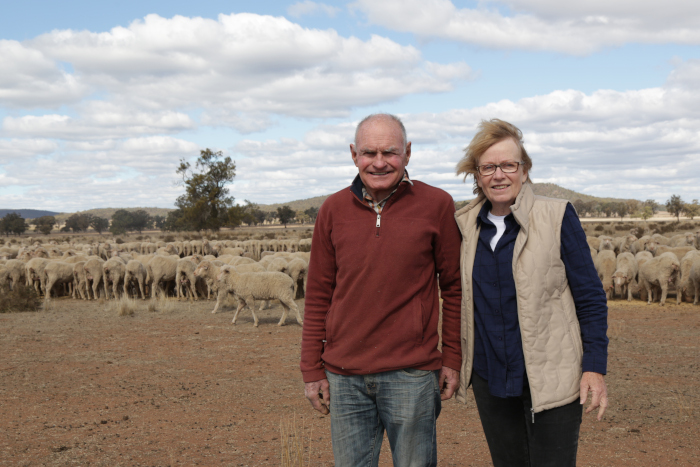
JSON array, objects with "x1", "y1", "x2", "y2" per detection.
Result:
[{"x1": 1, "y1": 297, "x2": 698, "y2": 466}]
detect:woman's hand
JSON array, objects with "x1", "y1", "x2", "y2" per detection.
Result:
[{"x1": 580, "y1": 371, "x2": 608, "y2": 420}]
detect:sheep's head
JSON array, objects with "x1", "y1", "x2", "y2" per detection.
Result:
[{"x1": 216, "y1": 267, "x2": 232, "y2": 282}]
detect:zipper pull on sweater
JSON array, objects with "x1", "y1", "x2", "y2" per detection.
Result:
[{"x1": 376, "y1": 214, "x2": 381, "y2": 237}]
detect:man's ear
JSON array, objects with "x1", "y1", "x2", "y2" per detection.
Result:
[{"x1": 350, "y1": 144, "x2": 358, "y2": 167}]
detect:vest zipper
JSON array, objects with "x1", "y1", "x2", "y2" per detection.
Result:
[
  {"x1": 375, "y1": 214, "x2": 381, "y2": 237},
  {"x1": 531, "y1": 408, "x2": 535, "y2": 424}
]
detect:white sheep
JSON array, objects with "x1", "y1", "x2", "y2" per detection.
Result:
[
  {"x1": 216, "y1": 266, "x2": 302, "y2": 327},
  {"x1": 639, "y1": 252, "x2": 680, "y2": 306},
  {"x1": 678, "y1": 250, "x2": 700, "y2": 303},
  {"x1": 124, "y1": 260, "x2": 148, "y2": 300},
  {"x1": 43, "y1": 261, "x2": 75, "y2": 300},
  {"x1": 594, "y1": 250, "x2": 616, "y2": 299},
  {"x1": 612, "y1": 252, "x2": 638, "y2": 301}
]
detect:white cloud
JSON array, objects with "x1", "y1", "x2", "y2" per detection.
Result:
[
  {"x1": 352, "y1": 0, "x2": 700, "y2": 55},
  {"x1": 21, "y1": 13, "x2": 469, "y2": 121},
  {"x1": 0, "y1": 138, "x2": 58, "y2": 161},
  {"x1": 287, "y1": 1, "x2": 340, "y2": 18},
  {"x1": 0, "y1": 40, "x2": 87, "y2": 108}
]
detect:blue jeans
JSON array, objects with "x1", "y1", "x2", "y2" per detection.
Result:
[{"x1": 326, "y1": 369, "x2": 441, "y2": 467}]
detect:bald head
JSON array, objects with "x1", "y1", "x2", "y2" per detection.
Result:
[{"x1": 354, "y1": 114, "x2": 407, "y2": 148}]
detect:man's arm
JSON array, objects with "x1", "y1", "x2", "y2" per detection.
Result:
[
  {"x1": 433, "y1": 194, "x2": 463, "y2": 375},
  {"x1": 300, "y1": 201, "x2": 337, "y2": 383}
]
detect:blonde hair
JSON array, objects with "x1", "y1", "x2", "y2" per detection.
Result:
[{"x1": 455, "y1": 119, "x2": 532, "y2": 196}]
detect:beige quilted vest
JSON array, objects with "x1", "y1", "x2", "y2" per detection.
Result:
[{"x1": 454, "y1": 184, "x2": 583, "y2": 413}]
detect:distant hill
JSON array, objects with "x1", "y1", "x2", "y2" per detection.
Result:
[
  {"x1": 0, "y1": 209, "x2": 62, "y2": 219},
  {"x1": 257, "y1": 195, "x2": 331, "y2": 213},
  {"x1": 54, "y1": 207, "x2": 173, "y2": 223},
  {"x1": 258, "y1": 183, "x2": 634, "y2": 213}
]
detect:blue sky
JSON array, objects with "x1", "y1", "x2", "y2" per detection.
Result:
[{"x1": 1, "y1": 0, "x2": 699, "y2": 211}]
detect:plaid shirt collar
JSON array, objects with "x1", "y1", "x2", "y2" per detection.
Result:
[{"x1": 362, "y1": 171, "x2": 413, "y2": 214}]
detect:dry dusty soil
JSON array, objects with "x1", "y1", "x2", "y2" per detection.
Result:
[{"x1": 1, "y1": 296, "x2": 699, "y2": 466}]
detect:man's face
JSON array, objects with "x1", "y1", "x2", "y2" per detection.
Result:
[{"x1": 350, "y1": 117, "x2": 411, "y2": 202}]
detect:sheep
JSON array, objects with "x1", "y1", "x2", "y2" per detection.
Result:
[
  {"x1": 669, "y1": 232, "x2": 695, "y2": 247},
  {"x1": 83, "y1": 257, "x2": 106, "y2": 300},
  {"x1": 687, "y1": 256, "x2": 700, "y2": 304},
  {"x1": 283, "y1": 258, "x2": 308, "y2": 299},
  {"x1": 193, "y1": 260, "x2": 232, "y2": 311},
  {"x1": 175, "y1": 256, "x2": 203, "y2": 301},
  {"x1": 72, "y1": 261, "x2": 89, "y2": 300},
  {"x1": 43, "y1": 261, "x2": 75, "y2": 300},
  {"x1": 594, "y1": 250, "x2": 616, "y2": 299},
  {"x1": 1, "y1": 259, "x2": 26, "y2": 291},
  {"x1": 652, "y1": 245, "x2": 696, "y2": 261},
  {"x1": 229, "y1": 256, "x2": 255, "y2": 266},
  {"x1": 103, "y1": 257, "x2": 127, "y2": 300},
  {"x1": 678, "y1": 250, "x2": 700, "y2": 303},
  {"x1": 597, "y1": 236, "x2": 614, "y2": 253},
  {"x1": 650, "y1": 234, "x2": 671, "y2": 246},
  {"x1": 611, "y1": 252, "x2": 638, "y2": 301},
  {"x1": 25, "y1": 257, "x2": 50, "y2": 294},
  {"x1": 124, "y1": 260, "x2": 147, "y2": 300},
  {"x1": 147, "y1": 255, "x2": 179, "y2": 298},
  {"x1": 629, "y1": 236, "x2": 651, "y2": 255},
  {"x1": 216, "y1": 266, "x2": 302, "y2": 327},
  {"x1": 638, "y1": 252, "x2": 680, "y2": 306},
  {"x1": 634, "y1": 251, "x2": 654, "y2": 301}
]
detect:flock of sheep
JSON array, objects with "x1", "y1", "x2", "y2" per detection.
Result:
[
  {"x1": 0, "y1": 236, "x2": 313, "y2": 326},
  {"x1": 2, "y1": 227, "x2": 698, "y2": 324},
  {"x1": 590, "y1": 230, "x2": 700, "y2": 306}
]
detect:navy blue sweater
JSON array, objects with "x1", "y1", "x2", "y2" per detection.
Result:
[{"x1": 472, "y1": 201, "x2": 608, "y2": 398}]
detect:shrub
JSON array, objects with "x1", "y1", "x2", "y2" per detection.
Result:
[
  {"x1": 135, "y1": 235, "x2": 143, "y2": 241},
  {"x1": 660, "y1": 222, "x2": 678, "y2": 234},
  {"x1": 614, "y1": 224, "x2": 629, "y2": 231},
  {"x1": 115, "y1": 238, "x2": 124, "y2": 244},
  {"x1": 0, "y1": 285, "x2": 41, "y2": 313},
  {"x1": 679, "y1": 222, "x2": 694, "y2": 231},
  {"x1": 594, "y1": 225, "x2": 604, "y2": 232},
  {"x1": 163, "y1": 235, "x2": 175, "y2": 243},
  {"x1": 111, "y1": 296, "x2": 136, "y2": 316},
  {"x1": 265, "y1": 232, "x2": 276, "y2": 239}
]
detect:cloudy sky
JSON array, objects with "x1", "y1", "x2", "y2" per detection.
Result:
[{"x1": 1, "y1": 0, "x2": 699, "y2": 212}]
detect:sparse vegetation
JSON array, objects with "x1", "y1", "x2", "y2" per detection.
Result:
[
  {"x1": 0, "y1": 285, "x2": 41, "y2": 313},
  {"x1": 110, "y1": 296, "x2": 137, "y2": 316},
  {"x1": 280, "y1": 415, "x2": 310, "y2": 467}
]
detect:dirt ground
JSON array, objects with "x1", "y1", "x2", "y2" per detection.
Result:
[{"x1": 1, "y1": 296, "x2": 698, "y2": 466}]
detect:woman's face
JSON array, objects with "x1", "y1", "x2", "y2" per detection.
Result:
[{"x1": 476, "y1": 138, "x2": 529, "y2": 216}]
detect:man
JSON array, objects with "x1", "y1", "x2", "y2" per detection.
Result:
[{"x1": 300, "y1": 113, "x2": 462, "y2": 466}]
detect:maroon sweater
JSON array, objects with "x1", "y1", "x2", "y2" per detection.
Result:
[{"x1": 300, "y1": 176, "x2": 463, "y2": 383}]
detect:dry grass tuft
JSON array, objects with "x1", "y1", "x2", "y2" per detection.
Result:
[
  {"x1": 147, "y1": 299, "x2": 158, "y2": 313},
  {"x1": 110, "y1": 296, "x2": 137, "y2": 316},
  {"x1": 280, "y1": 414, "x2": 310, "y2": 467},
  {"x1": 0, "y1": 285, "x2": 41, "y2": 313}
]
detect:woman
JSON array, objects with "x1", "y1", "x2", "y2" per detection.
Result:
[{"x1": 453, "y1": 119, "x2": 609, "y2": 466}]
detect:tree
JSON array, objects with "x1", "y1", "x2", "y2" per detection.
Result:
[
  {"x1": 277, "y1": 206, "x2": 295, "y2": 228},
  {"x1": 90, "y1": 217, "x2": 109, "y2": 234},
  {"x1": 304, "y1": 207, "x2": 319, "y2": 223},
  {"x1": 666, "y1": 195, "x2": 684, "y2": 221},
  {"x1": 175, "y1": 148, "x2": 236, "y2": 231},
  {"x1": 296, "y1": 210, "x2": 310, "y2": 225},
  {"x1": 31, "y1": 216, "x2": 56, "y2": 235},
  {"x1": 1, "y1": 213, "x2": 27, "y2": 236},
  {"x1": 152, "y1": 215, "x2": 166, "y2": 230},
  {"x1": 641, "y1": 206, "x2": 653, "y2": 221},
  {"x1": 130, "y1": 210, "x2": 152, "y2": 233},
  {"x1": 683, "y1": 200, "x2": 700, "y2": 220},
  {"x1": 572, "y1": 199, "x2": 587, "y2": 217},
  {"x1": 110, "y1": 209, "x2": 134, "y2": 235},
  {"x1": 162, "y1": 209, "x2": 186, "y2": 232},
  {"x1": 644, "y1": 199, "x2": 660, "y2": 214},
  {"x1": 615, "y1": 202, "x2": 628, "y2": 220},
  {"x1": 64, "y1": 213, "x2": 92, "y2": 232}
]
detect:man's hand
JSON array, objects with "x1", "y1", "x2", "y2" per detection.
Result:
[
  {"x1": 438, "y1": 366, "x2": 459, "y2": 401},
  {"x1": 580, "y1": 371, "x2": 608, "y2": 421},
  {"x1": 304, "y1": 379, "x2": 330, "y2": 415}
]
